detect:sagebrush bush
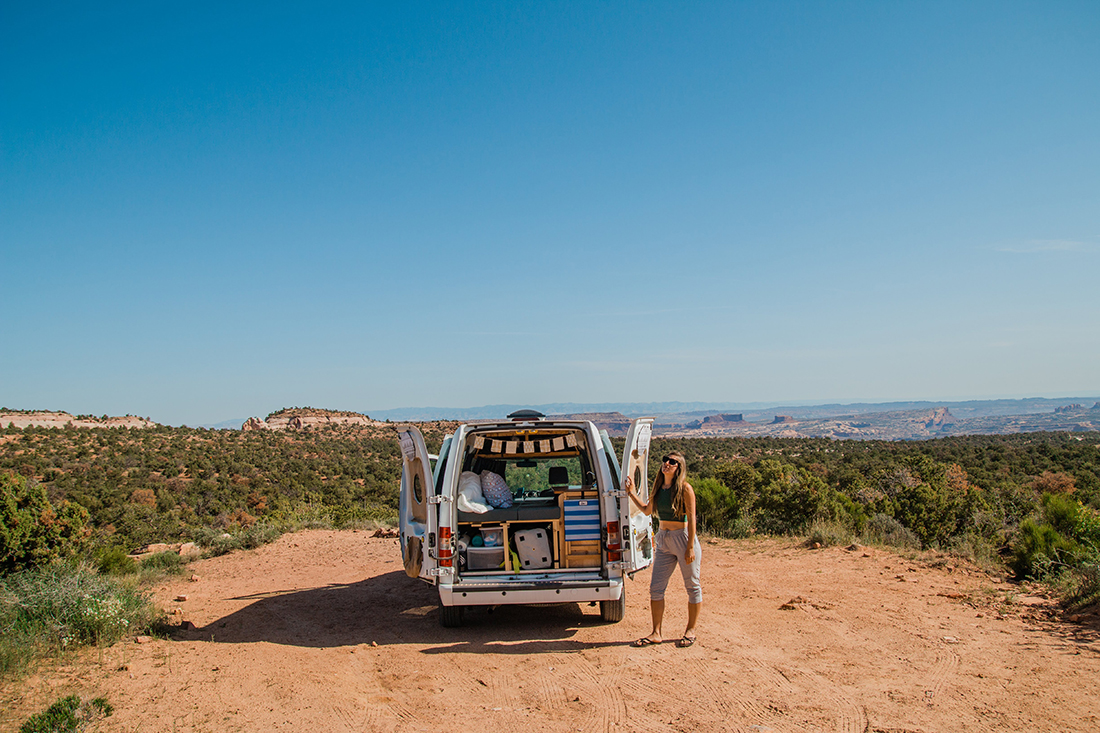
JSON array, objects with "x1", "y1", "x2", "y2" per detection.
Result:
[
  {"x1": 0, "y1": 563, "x2": 155, "y2": 679},
  {"x1": 805, "y1": 519, "x2": 854, "y2": 548},
  {"x1": 864, "y1": 513, "x2": 921, "y2": 550}
]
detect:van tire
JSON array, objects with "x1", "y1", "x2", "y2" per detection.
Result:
[
  {"x1": 600, "y1": 589, "x2": 625, "y2": 623},
  {"x1": 439, "y1": 601, "x2": 464, "y2": 628}
]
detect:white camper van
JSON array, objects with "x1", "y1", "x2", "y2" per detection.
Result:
[{"x1": 398, "y1": 410, "x2": 655, "y2": 627}]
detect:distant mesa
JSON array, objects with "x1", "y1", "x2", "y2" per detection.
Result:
[
  {"x1": 1054, "y1": 404, "x2": 1085, "y2": 414},
  {"x1": 772, "y1": 415, "x2": 797, "y2": 424},
  {"x1": 0, "y1": 410, "x2": 155, "y2": 430},
  {"x1": 702, "y1": 413, "x2": 745, "y2": 425},
  {"x1": 243, "y1": 407, "x2": 382, "y2": 431},
  {"x1": 924, "y1": 407, "x2": 956, "y2": 429}
]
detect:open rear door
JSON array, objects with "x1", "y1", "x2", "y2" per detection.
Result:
[
  {"x1": 398, "y1": 427, "x2": 437, "y2": 580},
  {"x1": 620, "y1": 417, "x2": 654, "y2": 572}
]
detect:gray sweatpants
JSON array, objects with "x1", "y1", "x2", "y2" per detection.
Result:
[{"x1": 649, "y1": 527, "x2": 702, "y2": 604}]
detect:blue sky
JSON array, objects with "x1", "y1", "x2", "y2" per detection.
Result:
[{"x1": 2, "y1": 1, "x2": 1098, "y2": 426}]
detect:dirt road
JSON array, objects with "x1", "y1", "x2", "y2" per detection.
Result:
[{"x1": 4, "y1": 530, "x2": 1099, "y2": 732}]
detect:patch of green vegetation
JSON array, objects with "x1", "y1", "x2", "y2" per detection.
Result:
[
  {"x1": 0, "y1": 563, "x2": 155, "y2": 679},
  {"x1": 19, "y1": 695, "x2": 112, "y2": 733}
]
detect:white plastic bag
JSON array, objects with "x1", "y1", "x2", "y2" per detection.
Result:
[{"x1": 457, "y1": 471, "x2": 492, "y2": 513}]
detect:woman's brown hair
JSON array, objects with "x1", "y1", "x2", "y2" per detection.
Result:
[{"x1": 651, "y1": 451, "x2": 688, "y2": 516}]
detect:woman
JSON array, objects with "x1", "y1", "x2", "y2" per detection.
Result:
[{"x1": 626, "y1": 451, "x2": 701, "y2": 647}]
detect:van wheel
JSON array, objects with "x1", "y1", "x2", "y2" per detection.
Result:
[
  {"x1": 600, "y1": 590, "x2": 625, "y2": 623},
  {"x1": 439, "y1": 601, "x2": 464, "y2": 628}
]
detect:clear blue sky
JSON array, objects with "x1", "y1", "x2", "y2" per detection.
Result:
[{"x1": 3, "y1": 1, "x2": 1098, "y2": 426}]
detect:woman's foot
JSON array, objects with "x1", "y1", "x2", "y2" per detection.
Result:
[
  {"x1": 631, "y1": 635, "x2": 662, "y2": 647},
  {"x1": 676, "y1": 633, "x2": 696, "y2": 648}
]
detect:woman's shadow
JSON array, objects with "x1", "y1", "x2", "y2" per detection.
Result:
[{"x1": 174, "y1": 569, "x2": 628, "y2": 654}]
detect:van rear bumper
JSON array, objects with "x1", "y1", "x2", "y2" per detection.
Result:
[{"x1": 440, "y1": 578, "x2": 623, "y2": 607}]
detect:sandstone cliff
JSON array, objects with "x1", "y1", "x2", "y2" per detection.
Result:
[
  {"x1": 0, "y1": 410, "x2": 156, "y2": 429},
  {"x1": 243, "y1": 408, "x2": 385, "y2": 431}
]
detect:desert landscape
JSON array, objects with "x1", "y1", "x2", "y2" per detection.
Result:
[{"x1": 4, "y1": 530, "x2": 1099, "y2": 732}]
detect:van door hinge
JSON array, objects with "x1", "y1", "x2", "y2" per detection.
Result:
[
  {"x1": 606, "y1": 561, "x2": 626, "y2": 570},
  {"x1": 428, "y1": 495, "x2": 450, "y2": 504},
  {"x1": 428, "y1": 567, "x2": 449, "y2": 576},
  {"x1": 604, "y1": 489, "x2": 627, "y2": 499}
]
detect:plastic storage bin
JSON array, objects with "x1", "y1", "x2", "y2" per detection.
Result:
[
  {"x1": 480, "y1": 527, "x2": 504, "y2": 547},
  {"x1": 466, "y1": 546, "x2": 505, "y2": 570}
]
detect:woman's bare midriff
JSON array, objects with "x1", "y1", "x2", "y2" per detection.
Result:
[{"x1": 659, "y1": 520, "x2": 687, "y2": 530}]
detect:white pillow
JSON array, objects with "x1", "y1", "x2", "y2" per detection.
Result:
[{"x1": 457, "y1": 471, "x2": 491, "y2": 513}]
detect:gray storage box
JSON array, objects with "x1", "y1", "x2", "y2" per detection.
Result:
[
  {"x1": 514, "y1": 528, "x2": 552, "y2": 569},
  {"x1": 466, "y1": 546, "x2": 505, "y2": 570}
]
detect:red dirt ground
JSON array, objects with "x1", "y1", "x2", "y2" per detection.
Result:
[{"x1": 4, "y1": 530, "x2": 1100, "y2": 732}]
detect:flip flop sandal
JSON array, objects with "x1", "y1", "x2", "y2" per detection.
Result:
[
  {"x1": 676, "y1": 635, "x2": 696, "y2": 648},
  {"x1": 632, "y1": 637, "x2": 660, "y2": 647}
]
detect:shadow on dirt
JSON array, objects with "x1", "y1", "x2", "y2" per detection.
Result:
[{"x1": 175, "y1": 570, "x2": 634, "y2": 654}]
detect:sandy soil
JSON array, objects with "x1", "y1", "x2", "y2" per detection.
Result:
[{"x1": 4, "y1": 530, "x2": 1100, "y2": 732}]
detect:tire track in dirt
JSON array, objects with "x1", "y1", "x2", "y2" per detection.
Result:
[
  {"x1": 924, "y1": 645, "x2": 960, "y2": 705},
  {"x1": 535, "y1": 655, "x2": 571, "y2": 711},
  {"x1": 771, "y1": 664, "x2": 867, "y2": 733},
  {"x1": 622, "y1": 653, "x2": 749, "y2": 732},
  {"x1": 569, "y1": 654, "x2": 627, "y2": 733},
  {"x1": 487, "y1": 670, "x2": 526, "y2": 727}
]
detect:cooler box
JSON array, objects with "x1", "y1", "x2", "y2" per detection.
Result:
[
  {"x1": 467, "y1": 546, "x2": 505, "y2": 570},
  {"x1": 514, "y1": 528, "x2": 552, "y2": 569}
]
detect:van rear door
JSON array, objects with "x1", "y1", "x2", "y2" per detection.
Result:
[
  {"x1": 398, "y1": 427, "x2": 437, "y2": 580},
  {"x1": 619, "y1": 418, "x2": 654, "y2": 572}
]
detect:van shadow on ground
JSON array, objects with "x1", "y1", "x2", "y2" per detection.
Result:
[{"x1": 174, "y1": 569, "x2": 632, "y2": 654}]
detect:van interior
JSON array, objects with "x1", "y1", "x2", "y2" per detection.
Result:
[{"x1": 455, "y1": 427, "x2": 610, "y2": 575}]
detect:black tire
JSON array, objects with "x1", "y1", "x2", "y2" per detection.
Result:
[
  {"x1": 600, "y1": 588, "x2": 625, "y2": 623},
  {"x1": 439, "y1": 600, "x2": 464, "y2": 628}
]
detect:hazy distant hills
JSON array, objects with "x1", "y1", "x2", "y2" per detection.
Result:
[
  {"x1": 359, "y1": 397, "x2": 1100, "y2": 441},
  {"x1": 365, "y1": 397, "x2": 1100, "y2": 423}
]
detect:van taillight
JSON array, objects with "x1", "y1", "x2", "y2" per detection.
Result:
[
  {"x1": 606, "y1": 521, "x2": 621, "y2": 561},
  {"x1": 439, "y1": 526, "x2": 453, "y2": 567}
]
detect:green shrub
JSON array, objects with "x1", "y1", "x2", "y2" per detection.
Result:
[
  {"x1": 805, "y1": 519, "x2": 854, "y2": 548},
  {"x1": 0, "y1": 563, "x2": 155, "y2": 679},
  {"x1": 95, "y1": 546, "x2": 136, "y2": 576},
  {"x1": 864, "y1": 513, "x2": 921, "y2": 549},
  {"x1": 137, "y1": 551, "x2": 183, "y2": 573},
  {"x1": 1011, "y1": 517, "x2": 1074, "y2": 577},
  {"x1": 19, "y1": 694, "x2": 112, "y2": 733},
  {"x1": 693, "y1": 477, "x2": 740, "y2": 536},
  {"x1": 1, "y1": 473, "x2": 90, "y2": 573}
]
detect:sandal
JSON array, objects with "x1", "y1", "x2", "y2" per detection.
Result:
[
  {"x1": 676, "y1": 635, "x2": 696, "y2": 648},
  {"x1": 631, "y1": 636, "x2": 660, "y2": 647}
]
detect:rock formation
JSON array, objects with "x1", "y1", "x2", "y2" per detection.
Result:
[
  {"x1": 924, "y1": 408, "x2": 956, "y2": 429},
  {"x1": 0, "y1": 411, "x2": 156, "y2": 429},
  {"x1": 702, "y1": 413, "x2": 745, "y2": 425},
  {"x1": 247, "y1": 408, "x2": 384, "y2": 431},
  {"x1": 772, "y1": 415, "x2": 797, "y2": 424}
]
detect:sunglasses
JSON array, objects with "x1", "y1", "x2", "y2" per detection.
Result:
[{"x1": 661, "y1": 456, "x2": 680, "y2": 466}]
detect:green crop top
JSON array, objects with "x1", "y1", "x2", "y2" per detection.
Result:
[{"x1": 655, "y1": 487, "x2": 687, "y2": 522}]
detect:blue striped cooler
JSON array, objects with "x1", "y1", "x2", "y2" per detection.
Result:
[{"x1": 564, "y1": 499, "x2": 601, "y2": 541}]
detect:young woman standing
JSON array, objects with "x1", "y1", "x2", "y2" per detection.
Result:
[{"x1": 626, "y1": 451, "x2": 701, "y2": 647}]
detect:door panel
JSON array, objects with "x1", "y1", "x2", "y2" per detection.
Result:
[
  {"x1": 398, "y1": 427, "x2": 436, "y2": 579},
  {"x1": 620, "y1": 418, "x2": 654, "y2": 572}
]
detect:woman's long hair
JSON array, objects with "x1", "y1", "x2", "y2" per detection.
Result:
[{"x1": 651, "y1": 451, "x2": 688, "y2": 516}]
